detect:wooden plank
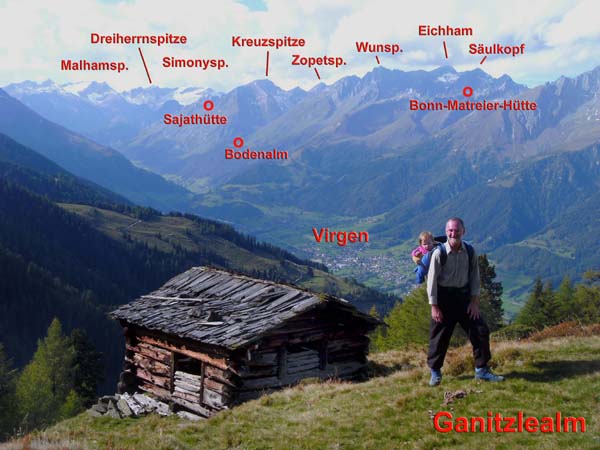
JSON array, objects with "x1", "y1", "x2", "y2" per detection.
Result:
[
  {"x1": 186, "y1": 273, "x2": 230, "y2": 294},
  {"x1": 236, "y1": 285, "x2": 279, "y2": 304},
  {"x1": 174, "y1": 376, "x2": 235, "y2": 396},
  {"x1": 172, "y1": 396, "x2": 214, "y2": 417},
  {"x1": 135, "y1": 367, "x2": 171, "y2": 390},
  {"x1": 138, "y1": 382, "x2": 171, "y2": 400},
  {"x1": 227, "y1": 282, "x2": 264, "y2": 301},
  {"x1": 265, "y1": 290, "x2": 305, "y2": 310},
  {"x1": 139, "y1": 341, "x2": 172, "y2": 357},
  {"x1": 175, "y1": 371, "x2": 202, "y2": 383},
  {"x1": 204, "y1": 365, "x2": 239, "y2": 387},
  {"x1": 175, "y1": 379, "x2": 202, "y2": 393},
  {"x1": 206, "y1": 278, "x2": 245, "y2": 297},
  {"x1": 202, "y1": 387, "x2": 227, "y2": 409},
  {"x1": 287, "y1": 364, "x2": 319, "y2": 375},
  {"x1": 173, "y1": 388, "x2": 201, "y2": 403},
  {"x1": 204, "y1": 378, "x2": 233, "y2": 396},
  {"x1": 217, "y1": 280, "x2": 258, "y2": 299},
  {"x1": 126, "y1": 343, "x2": 171, "y2": 365},
  {"x1": 139, "y1": 335, "x2": 230, "y2": 370},
  {"x1": 126, "y1": 353, "x2": 170, "y2": 375},
  {"x1": 139, "y1": 328, "x2": 232, "y2": 356}
]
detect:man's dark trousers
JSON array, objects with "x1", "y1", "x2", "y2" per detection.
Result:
[{"x1": 427, "y1": 286, "x2": 491, "y2": 370}]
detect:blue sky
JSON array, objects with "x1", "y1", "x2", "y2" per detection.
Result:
[
  {"x1": 236, "y1": 0, "x2": 267, "y2": 11},
  {"x1": 1, "y1": 0, "x2": 598, "y2": 91}
]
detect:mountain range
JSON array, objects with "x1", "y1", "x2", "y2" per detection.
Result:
[
  {"x1": 3, "y1": 80, "x2": 216, "y2": 149},
  {"x1": 4, "y1": 65, "x2": 600, "y2": 299},
  {"x1": 0, "y1": 86, "x2": 195, "y2": 211}
]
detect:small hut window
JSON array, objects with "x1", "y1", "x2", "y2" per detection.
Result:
[{"x1": 174, "y1": 354, "x2": 202, "y2": 376}]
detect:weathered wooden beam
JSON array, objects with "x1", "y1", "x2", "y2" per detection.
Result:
[
  {"x1": 203, "y1": 378, "x2": 233, "y2": 396},
  {"x1": 126, "y1": 353, "x2": 170, "y2": 375},
  {"x1": 132, "y1": 326, "x2": 231, "y2": 357},
  {"x1": 174, "y1": 380, "x2": 202, "y2": 393},
  {"x1": 126, "y1": 343, "x2": 171, "y2": 365},
  {"x1": 138, "y1": 382, "x2": 171, "y2": 400},
  {"x1": 205, "y1": 365, "x2": 240, "y2": 387},
  {"x1": 173, "y1": 389, "x2": 201, "y2": 403},
  {"x1": 202, "y1": 387, "x2": 228, "y2": 409},
  {"x1": 135, "y1": 366, "x2": 171, "y2": 390},
  {"x1": 138, "y1": 335, "x2": 230, "y2": 370},
  {"x1": 175, "y1": 370, "x2": 202, "y2": 386},
  {"x1": 172, "y1": 396, "x2": 214, "y2": 417}
]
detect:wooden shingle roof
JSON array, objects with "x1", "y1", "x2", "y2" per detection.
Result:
[{"x1": 110, "y1": 266, "x2": 380, "y2": 350}]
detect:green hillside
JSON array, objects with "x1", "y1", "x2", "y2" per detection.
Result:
[
  {"x1": 492, "y1": 190, "x2": 600, "y2": 289},
  {"x1": 0, "y1": 135, "x2": 395, "y2": 397},
  {"x1": 59, "y1": 203, "x2": 392, "y2": 311},
  {"x1": 19, "y1": 332, "x2": 600, "y2": 449}
]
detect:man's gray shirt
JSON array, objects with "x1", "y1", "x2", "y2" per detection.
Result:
[{"x1": 427, "y1": 241, "x2": 480, "y2": 305}]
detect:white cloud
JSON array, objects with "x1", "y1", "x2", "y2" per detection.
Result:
[
  {"x1": 0, "y1": 0, "x2": 598, "y2": 91},
  {"x1": 544, "y1": 0, "x2": 600, "y2": 45}
]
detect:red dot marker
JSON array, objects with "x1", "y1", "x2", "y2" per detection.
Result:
[
  {"x1": 463, "y1": 86, "x2": 473, "y2": 97},
  {"x1": 203, "y1": 100, "x2": 214, "y2": 111},
  {"x1": 233, "y1": 137, "x2": 244, "y2": 148}
]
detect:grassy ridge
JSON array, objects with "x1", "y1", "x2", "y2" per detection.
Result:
[
  {"x1": 60, "y1": 204, "x2": 395, "y2": 312},
  {"x1": 16, "y1": 334, "x2": 600, "y2": 449}
]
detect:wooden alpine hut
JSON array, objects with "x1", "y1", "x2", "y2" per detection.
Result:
[{"x1": 110, "y1": 266, "x2": 381, "y2": 417}]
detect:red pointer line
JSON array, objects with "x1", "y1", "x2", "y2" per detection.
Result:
[
  {"x1": 266, "y1": 50, "x2": 270, "y2": 77},
  {"x1": 138, "y1": 47, "x2": 152, "y2": 84},
  {"x1": 314, "y1": 67, "x2": 321, "y2": 80},
  {"x1": 375, "y1": 55, "x2": 381, "y2": 64},
  {"x1": 443, "y1": 41, "x2": 448, "y2": 59},
  {"x1": 480, "y1": 55, "x2": 487, "y2": 65}
]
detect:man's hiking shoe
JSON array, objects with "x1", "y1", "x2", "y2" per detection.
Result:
[
  {"x1": 429, "y1": 370, "x2": 442, "y2": 386},
  {"x1": 475, "y1": 367, "x2": 504, "y2": 382}
]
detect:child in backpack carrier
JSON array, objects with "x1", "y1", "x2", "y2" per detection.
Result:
[{"x1": 412, "y1": 231, "x2": 435, "y2": 284}]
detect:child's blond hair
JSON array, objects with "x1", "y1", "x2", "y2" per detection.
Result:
[{"x1": 418, "y1": 231, "x2": 434, "y2": 245}]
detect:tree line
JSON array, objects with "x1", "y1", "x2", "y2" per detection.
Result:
[
  {"x1": 511, "y1": 271, "x2": 600, "y2": 335},
  {"x1": 371, "y1": 258, "x2": 600, "y2": 350},
  {"x1": 0, "y1": 318, "x2": 102, "y2": 441}
]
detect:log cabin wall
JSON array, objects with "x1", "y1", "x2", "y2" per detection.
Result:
[
  {"x1": 235, "y1": 308, "x2": 371, "y2": 402},
  {"x1": 119, "y1": 324, "x2": 240, "y2": 417}
]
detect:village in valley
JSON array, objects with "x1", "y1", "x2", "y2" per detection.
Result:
[{"x1": 301, "y1": 243, "x2": 414, "y2": 296}]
